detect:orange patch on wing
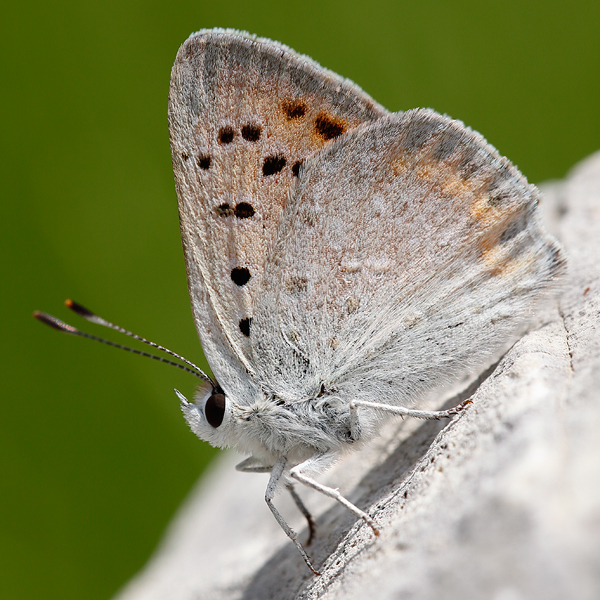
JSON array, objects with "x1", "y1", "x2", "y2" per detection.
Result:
[
  {"x1": 477, "y1": 214, "x2": 523, "y2": 277},
  {"x1": 470, "y1": 188, "x2": 517, "y2": 227},
  {"x1": 481, "y1": 244, "x2": 521, "y2": 277},
  {"x1": 411, "y1": 156, "x2": 480, "y2": 201},
  {"x1": 392, "y1": 155, "x2": 409, "y2": 176},
  {"x1": 416, "y1": 164, "x2": 432, "y2": 179},
  {"x1": 439, "y1": 169, "x2": 474, "y2": 198}
]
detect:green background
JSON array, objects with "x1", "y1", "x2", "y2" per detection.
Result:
[{"x1": 2, "y1": 1, "x2": 599, "y2": 598}]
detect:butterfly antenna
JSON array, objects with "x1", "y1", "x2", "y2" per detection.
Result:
[{"x1": 33, "y1": 300, "x2": 213, "y2": 385}]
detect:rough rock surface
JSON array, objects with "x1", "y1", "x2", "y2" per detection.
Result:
[{"x1": 114, "y1": 151, "x2": 600, "y2": 600}]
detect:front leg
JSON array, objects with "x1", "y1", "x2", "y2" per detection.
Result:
[
  {"x1": 237, "y1": 456, "x2": 315, "y2": 545},
  {"x1": 265, "y1": 456, "x2": 320, "y2": 575},
  {"x1": 289, "y1": 453, "x2": 380, "y2": 536},
  {"x1": 235, "y1": 456, "x2": 272, "y2": 473}
]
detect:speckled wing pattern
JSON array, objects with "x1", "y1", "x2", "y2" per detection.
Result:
[
  {"x1": 169, "y1": 29, "x2": 388, "y2": 394},
  {"x1": 252, "y1": 110, "x2": 565, "y2": 408}
]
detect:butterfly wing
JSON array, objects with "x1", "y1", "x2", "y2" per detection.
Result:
[
  {"x1": 168, "y1": 29, "x2": 388, "y2": 395},
  {"x1": 251, "y1": 109, "x2": 564, "y2": 408}
]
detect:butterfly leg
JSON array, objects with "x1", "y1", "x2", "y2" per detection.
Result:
[
  {"x1": 285, "y1": 483, "x2": 316, "y2": 545},
  {"x1": 235, "y1": 456, "x2": 272, "y2": 473},
  {"x1": 289, "y1": 453, "x2": 380, "y2": 536},
  {"x1": 349, "y1": 397, "x2": 472, "y2": 421},
  {"x1": 237, "y1": 457, "x2": 316, "y2": 544},
  {"x1": 266, "y1": 456, "x2": 320, "y2": 575}
]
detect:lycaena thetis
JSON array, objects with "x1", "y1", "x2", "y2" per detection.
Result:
[{"x1": 36, "y1": 28, "x2": 565, "y2": 574}]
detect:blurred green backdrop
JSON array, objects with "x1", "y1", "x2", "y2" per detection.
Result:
[{"x1": 2, "y1": 1, "x2": 599, "y2": 598}]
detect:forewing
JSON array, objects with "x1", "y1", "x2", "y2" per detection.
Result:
[
  {"x1": 252, "y1": 109, "x2": 564, "y2": 405},
  {"x1": 168, "y1": 29, "x2": 388, "y2": 393}
]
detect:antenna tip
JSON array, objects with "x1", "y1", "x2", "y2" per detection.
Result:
[
  {"x1": 65, "y1": 299, "x2": 95, "y2": 318},
  {"x1": 33, "y1": 311, "x2": 77, "y2": 333}
]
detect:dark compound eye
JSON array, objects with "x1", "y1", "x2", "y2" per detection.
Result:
[{"x1": 204, "y1": 391, "x2": 226, "y2": 428}]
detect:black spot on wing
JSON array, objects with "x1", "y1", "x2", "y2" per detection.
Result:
[
  {"x1": 197, "y1": 154, "x2": 211, "y2": 170},
  {"x1": 241, "y1": 124, "x2": 261, "y2": 142},
  {"x1": 231, "y1": 267, "x2": 251, "y2": 286},
  {"x1": 234, "y1": 202, "x2": 255, "y2": 219},
  {"x1": 281, "y1": 99, "x2": 308, "y2": 120},
  {"x1": 239, "y1": 318, "x2": 252, "y2": 337},
  {"x1": 314, "y1": 113, "x2": 346, "y2": 140},
  {"x1": 218, "y1": 127, "x2": 235, "y2": 144},
  {"x1": 215, "y1": 203, "x2": 234, "y2": 217},
  {"x1": 263, "y1": 155, "x2": 287, "y2": 176}
]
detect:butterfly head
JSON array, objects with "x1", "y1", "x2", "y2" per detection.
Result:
[
  {"x1": 178, "y1": 380, "x2": 274, "y2": 456},
  {"x1": 178, "y1": 380, "x2": 240, "y2": 449}
]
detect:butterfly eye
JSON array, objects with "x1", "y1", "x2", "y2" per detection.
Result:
[{"x1": 204, "y1": 392, "x2": 226, "y2": 428}]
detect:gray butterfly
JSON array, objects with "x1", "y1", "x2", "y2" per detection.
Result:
[
  {"x1": 166, "y1": 28, "x2": 567, "y2": 572},
  {"x1": 167, "y1": 28, "x2": 564, "y2": 573},
  {"x1": 37, "y1": 28, "x2": 564, "y2": 576}
]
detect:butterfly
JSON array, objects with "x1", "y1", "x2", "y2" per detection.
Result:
[{"x1": 36, "y1": 28, "x2": 564, "y2": 575}]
